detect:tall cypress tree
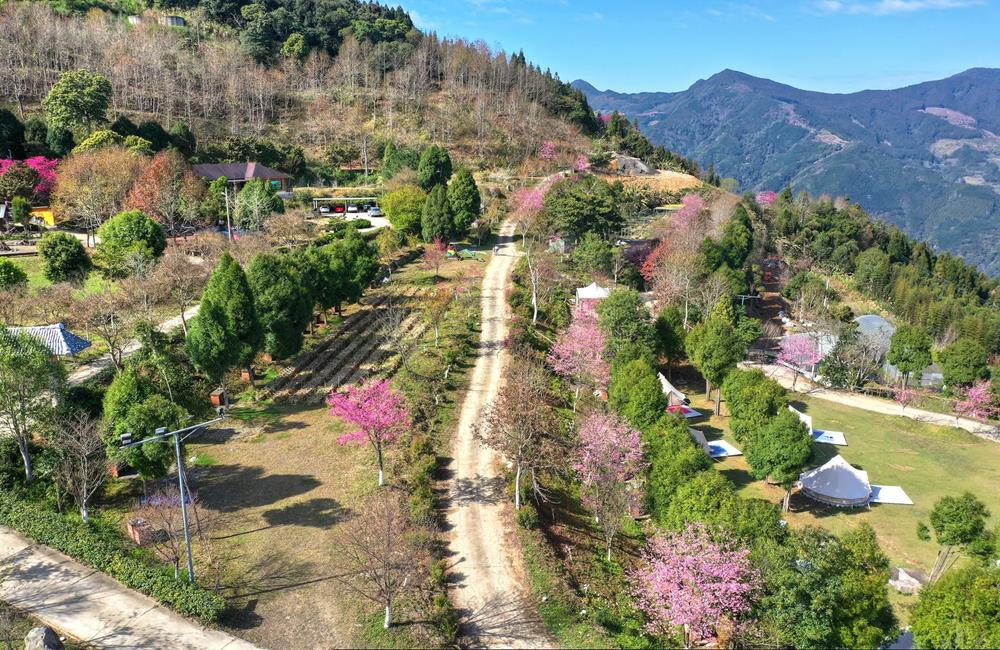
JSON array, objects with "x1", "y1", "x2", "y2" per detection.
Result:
[
  {"x1": 421, "y1": 184, "x2": 453, "y2": 243},
  {"x1": 186, "y1": 300, "x2": 240, "y2": 384},
  {"x1": 447, "y1": 167, "x2": 481, "y2": 236},
  {"x1": 198, "y1": 253, "x2": 262, "y2": 372},
  {"x1": 416, "y1": 145, "x2": 452, "y2": 190},
  {"x1": 246, "y1": 253, "x2": 313, "y2": 359}
]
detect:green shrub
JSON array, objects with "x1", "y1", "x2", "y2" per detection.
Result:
[
  {"x1": 0, "y1": 259, "x2": 27, "y2": 290},
  {"x1": 516, "y1": 503, "x2": 540, "y2": 529},
  {"x1": 0, "y1": 494, "x2": 226, "y2": 621},
  {"x1": 37, "y1": 231, "x2": 91, "y2": 283}
]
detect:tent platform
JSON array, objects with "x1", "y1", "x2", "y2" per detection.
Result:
[{"x1": 870, "y1": 485, "x2": 914, "y2": 505}]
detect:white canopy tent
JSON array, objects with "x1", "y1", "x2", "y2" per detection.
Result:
[
  {"x1": 575, "y1": 282, "x2": 610, "y2": 303},
  {"x1": 658, "y1": 373, "x2": 687, "y2": 406},
  {"x1": 798, "y1": 454, "x2": 871, "y2": 507}
]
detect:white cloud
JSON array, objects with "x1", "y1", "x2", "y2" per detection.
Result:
[{"x1": 814, "y1": 0, "x2": 982, "y2": 15}]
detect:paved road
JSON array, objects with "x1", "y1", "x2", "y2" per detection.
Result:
[
  {"x1": 752, "y1": 362, "x2": 999, "y2": 439},
  {"x1": 0, "y1": 527, "x2": 257, "y2": 649},
  {"x1": 444, "y1": 222, "x2": 551, "y2": 649},
  {"x1": 68, "y1": 305, "x2": 200, "y2": 386}
]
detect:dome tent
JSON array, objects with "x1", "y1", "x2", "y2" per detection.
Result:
[{"x1": 797, "y1": 454, "x2": 871, "y2": 507}]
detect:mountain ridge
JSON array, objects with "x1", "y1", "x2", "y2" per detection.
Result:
[{"x1": 574, "y1": 68, "x2": 1000, "y2": 275}]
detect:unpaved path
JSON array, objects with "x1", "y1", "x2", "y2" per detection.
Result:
[
  {"x1": 751, "y1": 361, "x2": 999, "y2": 439},
  {"x1": 0, "y1": 526, "x2": 257, "y2": 649},
  {"x1": 444, "y1": 221, "x2": 551, "y2": 648}
]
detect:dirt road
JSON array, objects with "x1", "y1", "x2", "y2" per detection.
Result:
[
  {"x1": 444, "y1": 221, "x2": 550, "y2": 648},
  {"x1": 752, "y1": 361, "x2": 999, "y2": 439}
]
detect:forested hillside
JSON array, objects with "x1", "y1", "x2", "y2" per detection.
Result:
[
  {"x1": 0, "y1": 1, "x2": 602, "y2": 177},
  {"x1": 575, "y1": 69, "x2": 1000, "y2": 276}
]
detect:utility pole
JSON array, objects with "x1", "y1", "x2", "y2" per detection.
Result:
[
  {"x1": 120, "y1": 411, "x2": 226, "y2": 584},
  {"x1": 223, "y1": 184, "x2": 234, "y2": 241}
]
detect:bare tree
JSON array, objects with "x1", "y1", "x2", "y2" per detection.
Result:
[
  {"x1": 476, "y1": 358, "x2": 562, "y2": 509},
  {"x1": 76, "y1": 291, "x2": 139, "y2": 372},
  {"x1": 331, "y1": 489, "x2": 423, "y2": 629},
  {"x1": 0, "y1": 289, "x2": 29, "y2": 327},
  {"x1": 52, "y1": 412, "x2": 108, "y2": 523},
  {"x1": 265, "y1": 211, "x2": 316, "y2": 251},
  {"x1": 149, "y1": 250, "x2": 210, "y2": 337},
  {"x1": 377, "y1": 299, "x2": 418, "y2": 372},
  {"x1": 131, "y1": 485, "x2": 207, "y2": 580},
  {"x1": 30, "y1": 283, "x2": 76, "y2": 327}
]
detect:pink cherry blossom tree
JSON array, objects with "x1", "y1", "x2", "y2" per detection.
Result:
[
  {"x1": 954, "y1": 380, "x2": 998, "y2": 422},
  {"x1": 894, "y1": 386, "x2": 917, "y2": 413},
  {"x1": 573, "y1": 154, "x2": 591, "y2": 173},
  {"x1": 599, "y1": 113, "x2": 612, "y2": 125},
  {"x1": 328, "y1": 379, "x2": 411, "y2": 486},
  {"x1": 538, "y1": 140, "x2": 556, "y2": 161},
  {"x1": 777, "y1": 335, "x2": 824, "y2": 388},
  {"x1": 755, "y1": 190, "x2": 778, "y2": 207},
  {"x1": 548, "y1": 311, "x2": 610, "y2": 411},
  {"x1": 631, "y1": 524, "x2": 757, "y2": 648},
  {"x1": 573, "y1": 412, "x2": 645, "y2": 561}
]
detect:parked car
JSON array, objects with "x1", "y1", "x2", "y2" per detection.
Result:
[
  {"x1": 319, "y1": 205, "x2": 331, "y2": 214},
  {"x1": 369, "y1": 206, "x2": 383, "y2": 217},
  {"x1": 347, "y1": 204, "x2": 360, "y2": 213},
  {"x1": 333, "y1": 204, "x2": 346, "y2": 213}
]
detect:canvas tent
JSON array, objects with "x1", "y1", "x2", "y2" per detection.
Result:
[
  {"x1": 575, "y1": 282, "x2": 609, "y2": 311},
  {"x1": 658, "y1": 373, "x2": 687, "y2": 406},
  {"x1": 798, "y1": 454, "x2": 871, "y2": 507}
]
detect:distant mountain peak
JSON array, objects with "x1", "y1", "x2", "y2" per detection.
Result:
[
  {"x1": 571, "y1": 79, "x2": 600, "y2": 94},
  {"x1": 577, "y1": 67, "x2": 1000, "y2": 275}
]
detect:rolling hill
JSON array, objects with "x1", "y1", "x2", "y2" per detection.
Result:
[{"x1": 574, "y1": 69, "x2": 1000, "y2": 275}]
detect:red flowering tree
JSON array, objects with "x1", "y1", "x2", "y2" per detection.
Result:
[
  {"x1": 777, "y1": 335, "x2": 824, "y2": 388},
  {"x1": 0, "y1": 157, "x2": 59, "y2": 201},
  {"x1": 126, "y1": 150, "x2": 205, "y2": 241},
  {"x1": 573, "y1": 412, "x2": 645, "y2": 561},
  {"x1": 548, "y1": 310, "x2": 610, "y2": 411},
  {"x1": 631, "y1": 524, "x2": 757, "y2": 647},
  {"x1": 328, "y1": 379, "x2": 411, "y2": 486},
  {"x1": 954, "y1": 380, "x2": 998, "y2": 421}
]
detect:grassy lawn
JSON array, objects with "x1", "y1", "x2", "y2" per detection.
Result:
[
  {"x1": 9, "y1": 255, "x2": 108, "y2": 295},
  {"x1": 680, "y1": 384, "x2": 1000, "y2": 575}
]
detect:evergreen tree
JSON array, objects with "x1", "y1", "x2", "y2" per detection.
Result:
[
  {"x1": 93, "y1": 209, "x2": 166, "y2": 278},
  {"x1": 887, "y1": 324, "x2": 932, "y2": 387},
  {"x1": 416, "y1": 145, "x2": 452, "y2": 189},
  {"x1": 199, "y1": 253, "x2": 262, "y2": 372},
  {"x1": 187, "y1": 300, "x2": 241, "y2": 384},
  {"x1": 246, "y1": 253, "x2": 312, "y2": 359},
  {"x1": 0, "y1": 109, "x2": 24, "y2": 158},
  {"x1": 447, "y1": 167, "x2": 480, "y2": 236},
  {"x1": 421, "y1": 184, "x2": 453, "y2": 243},
  {"x1": 37, "y1": 231, "x2": 91, "y2": 283}
]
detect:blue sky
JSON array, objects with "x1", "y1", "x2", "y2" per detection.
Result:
[{"x1": 399, "y1": 0, "x2": 999, "y2": 93}]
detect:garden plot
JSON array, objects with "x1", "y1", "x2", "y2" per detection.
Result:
[{"x1": 263, "y1": 284, "x2": 430, "y2": 404}]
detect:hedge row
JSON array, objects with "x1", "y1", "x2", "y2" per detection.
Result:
[{"x1": 0, "y1": 495, "x2": 226, "y2": 622}]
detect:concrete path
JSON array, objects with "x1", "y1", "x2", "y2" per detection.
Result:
[
  {"x1": 750, "y1": 362, "x2": 999, "y2": 439},
  {"x1": 444, "y1": 222, "x2": 552, "y2": 649},
  {"x1": 0, "y1": 527, "x2": 257, "y2": 650},
  {"x1": 68, "y1": 305, "x2": 200, "y2": 386}
]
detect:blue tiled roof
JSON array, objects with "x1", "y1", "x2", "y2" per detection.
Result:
[{"x1": 6, "y1": 323, "x2": 92, "y2": 356}]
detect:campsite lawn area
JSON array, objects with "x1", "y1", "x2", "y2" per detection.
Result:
[
  {"x1": 682, "y1": 388, "x2": 1000, "y2": 576},
  {"x1": 9, "y1": 254, "x2": 108, "y2": 294}
]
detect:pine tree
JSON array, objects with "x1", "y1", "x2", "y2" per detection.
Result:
[
  {"x1": 416, "y1": 145, "x2": 452, "y2": 190},
  {"x1": 246, "y1": 253, "x2": 313, "y2": 359},
  {"x1": 199, "y1": 253, "x2": 262, "y2": 372},
  {"x1": 421, "y1": 184, "x2": 453, "y2": 243},
  {"x1": 447, "y1": 167, "x2": 481, "y2": 236},
  {"x1": 186, "y1": 300, "x2": 240, "y2": 383}
]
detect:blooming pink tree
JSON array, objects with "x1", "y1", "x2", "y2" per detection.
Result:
[
  {"x1": 894, "y1": 387, "x2": 917, "y2": 412},
  {"x1": 0, "y1": 156, "x2": 59, "y2": 200},
  {"x1": 777, "y1": 335, "x2": 824, "y2": 388},
  {"x1": 755, "y1": 190, "x2": 778, "y2": 207},
  {"x1": 573, "y1": 412, "x2": 645, "y2": 561},
  {"x1": 631, "y1": 524, "x2": 757, "y2": 647},
  {"x1": 328, "y1": 379, "x2": 411, "y2": 486},
  {"x1": 954, "y1": 380, "x2": 998, "y2": 422},
  {"x1": 573, "y1": 154, "x2": 591, "y2": 173},
  {"x1": 422, "y1": 238, "x2": 448, "y2": 279},
  {"x1": 548, "y1": 311, "x2": 610, "y2": 411},
  {"x1": 599, "y1": 113, "x2": 612, "y2": 125},
  {"x1": 538, "y1": 140, "x2": 556, "y2": 161}
]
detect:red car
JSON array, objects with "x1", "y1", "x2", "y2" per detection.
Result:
[{"x1": 333, "y1": 204, "x2": 346, "y2": 213}]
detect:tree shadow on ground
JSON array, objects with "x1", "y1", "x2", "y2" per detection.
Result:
[
  {"x1": 261, "y1": 497, "x2": 349, "y2": 528},
  {"x1": 718, "y1": 466, "x2": 757, "y2": 490},
  {"x1": 196, "y1": 465, "x2": 321, "y2": 512},
  {"x1": 457, "y1": 592, "x2": 547, "y2": 647}
]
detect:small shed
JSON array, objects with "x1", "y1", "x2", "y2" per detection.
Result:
[{"x1": 192, "y1": 162, "x2": 292, "y2": 191}]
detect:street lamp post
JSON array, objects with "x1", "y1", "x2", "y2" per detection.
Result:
[{"x1": 120, "y1": 411, "x2": 226, "y2": 584}]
